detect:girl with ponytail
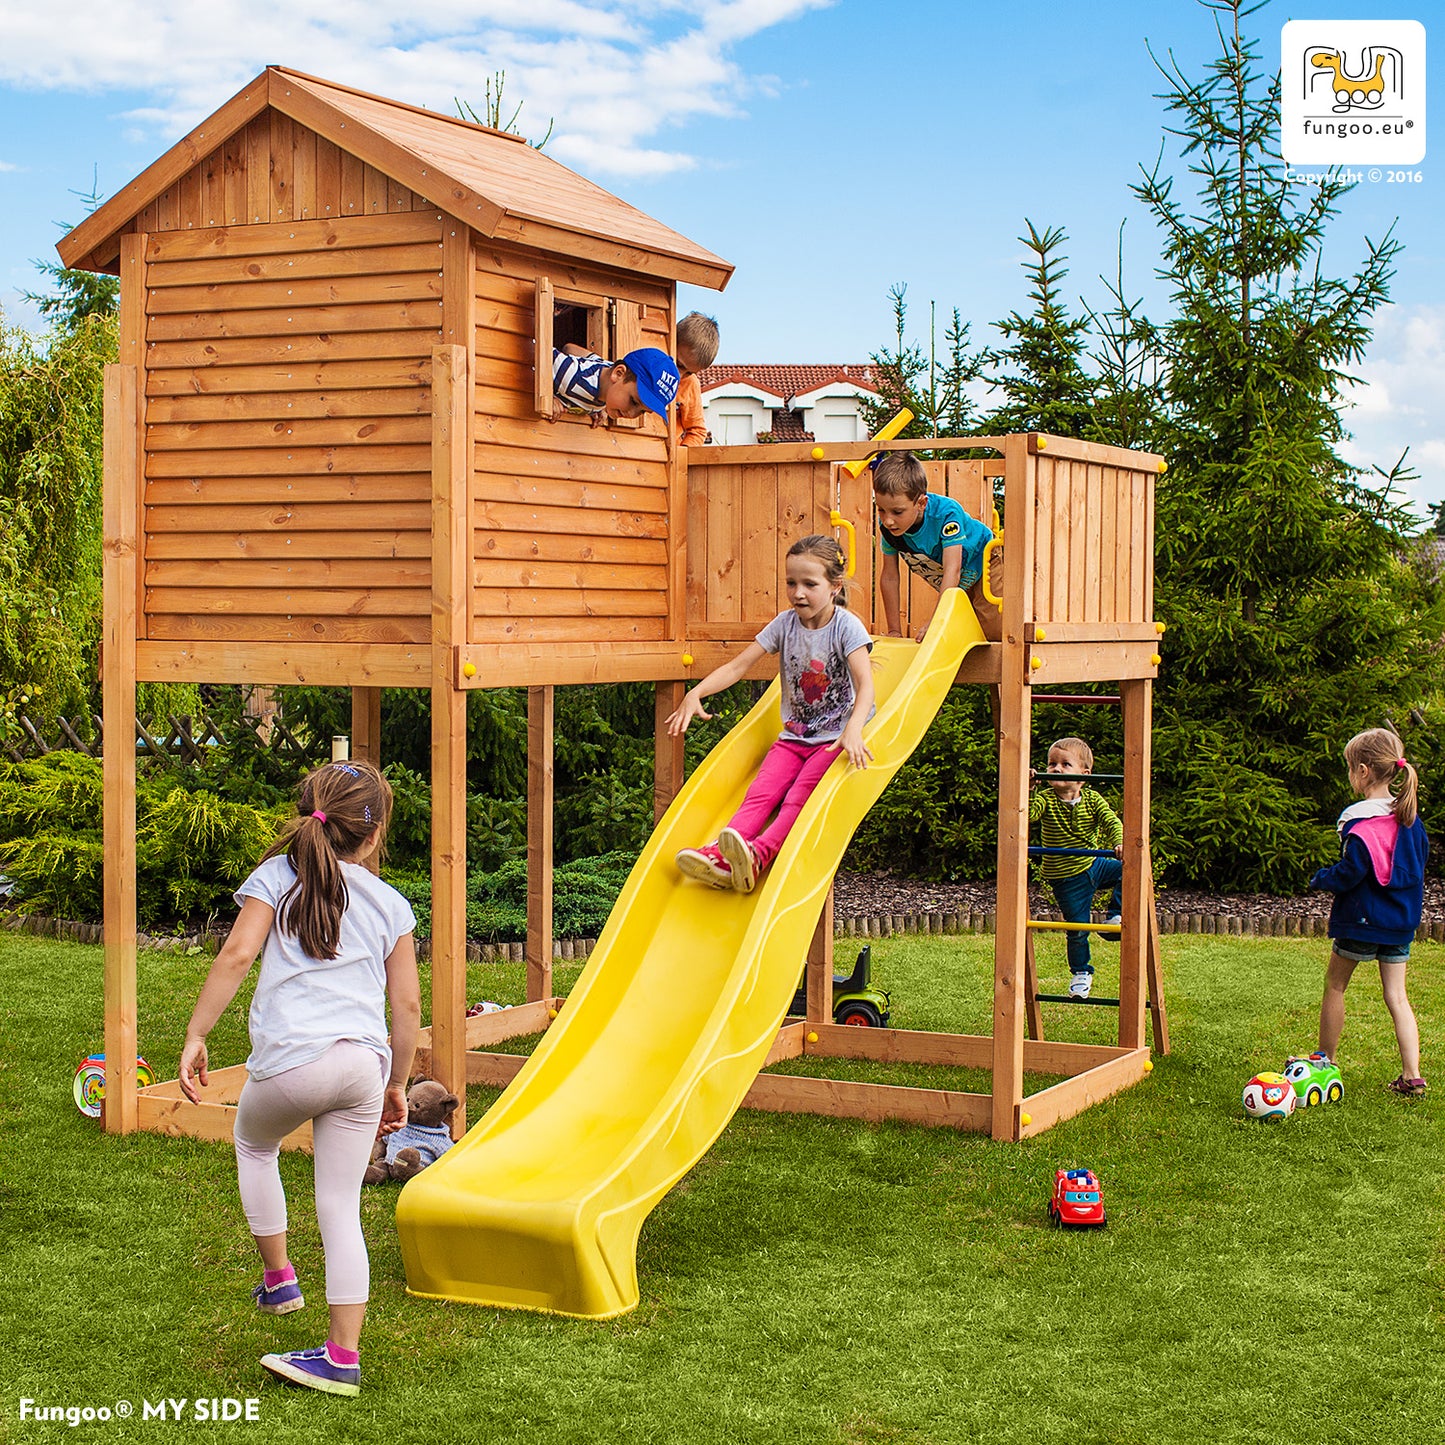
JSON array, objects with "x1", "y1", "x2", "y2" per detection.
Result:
[
  {"x1": 180, "y1": 760, "x2": 420, "y2": 1396},
  {"x1": 1309, "y1": 729, "x2": 1429, "y2": 1098}
]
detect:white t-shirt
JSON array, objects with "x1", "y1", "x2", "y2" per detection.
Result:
[
  {"x1": 235, "y1": 855, "x2": 417, "y2": 1082},
  {"x1": 755, "y1": 605, "x2": 874, "y2": 745}
]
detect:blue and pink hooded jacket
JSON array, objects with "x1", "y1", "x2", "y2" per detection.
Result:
[{"x1": 1309, "y1": 802, "x2": 1429, "y2": 946}]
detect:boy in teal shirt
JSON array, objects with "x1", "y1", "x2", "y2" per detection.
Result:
[{"x1": 873, "y1": 451, "x2": 992, "y2": 640}]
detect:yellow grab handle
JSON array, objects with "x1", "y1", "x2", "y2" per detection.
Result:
[
  {"x1": 981, "y1": 536, "x2": 1004, "y2": 611},
  {"x1": 829, "y1": 510, "x2": 858, "y2": 578},
  {"x1": 841, "y1": 407, "x2": 914, "y2": 479}
]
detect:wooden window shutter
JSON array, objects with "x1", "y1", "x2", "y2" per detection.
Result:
[
  {"x1": 534, "y1": 276, "x2": 554, "y2": 418},
  {"x1": 611, "y1": 299, "x2": 643, "y2": 429}
]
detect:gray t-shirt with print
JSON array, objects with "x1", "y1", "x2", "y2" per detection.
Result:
[
  {"x1": 235, "y1": 855, "x2": 417, "y2": 1082},
  {"x1": 756, "y1": 606, "x2": 874, "y2": 745}
]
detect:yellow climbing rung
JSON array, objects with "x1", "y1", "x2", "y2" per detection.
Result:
[{"x1": 1026, "y1": 920, "x2": 1121, "y2": 933}]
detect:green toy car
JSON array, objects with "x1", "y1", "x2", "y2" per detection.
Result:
[
  {"x1": 1282, "y1": 1054, "x2": 1344, "y2": 1107},
  {"x1": 791, "y1": 945, "x2": 891, "y2": 1027}
]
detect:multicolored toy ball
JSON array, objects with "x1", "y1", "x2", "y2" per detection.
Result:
[{"x1": 1242, "y1": 1071, "x2": 1297, "y2": 1121}]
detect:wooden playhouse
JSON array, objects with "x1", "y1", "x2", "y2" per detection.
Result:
[{"x1": 62, "y1": 66, "x2": 1166, "y2": 1149}]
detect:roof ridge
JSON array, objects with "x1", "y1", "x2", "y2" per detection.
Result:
[{"x1": 269, "y1": 66, "x2": 529, "y2": 145}]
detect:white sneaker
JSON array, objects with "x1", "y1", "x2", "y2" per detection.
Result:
[
  {"x1": 718, "y1": 827, "x2": 758, "y2": 893},
  {"x1": 1106, "y1": 914, "x2": 1122, "y2": 926},
  {"x1": 676, "y1": 847, "x2": 732, "y2": 889},
  {"x1": 1068, "y1": 972, "x2": 1093, "y2": 1000}
]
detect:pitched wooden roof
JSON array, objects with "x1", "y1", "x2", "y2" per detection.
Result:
[{"x1": 57, "y1": 66, "x2": 732, "y2": 289}]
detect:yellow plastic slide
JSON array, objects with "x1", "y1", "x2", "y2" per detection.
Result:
[{"x1": 396, "y1": 589, "x2": 988, "y2": 1318}]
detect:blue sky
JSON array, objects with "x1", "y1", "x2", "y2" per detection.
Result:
[{"x1": 1, "y1": 0, "x2": 1439, "y2": 507}]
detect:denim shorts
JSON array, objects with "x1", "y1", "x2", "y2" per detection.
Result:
[{"x1": 1334, "y1": 936, "x2": 1412, "y2": 964}]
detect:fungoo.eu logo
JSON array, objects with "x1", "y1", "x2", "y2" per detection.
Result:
[{"x1": 1281, "y1": 19, "x2": 1425, "y2": 165}]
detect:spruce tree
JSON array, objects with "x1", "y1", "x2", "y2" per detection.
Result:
[
  {"x1": 982, "y1": 221, "x2": 1095, "y2": 437},
  {"x1": 1137, "y1": 0, "x2": 1444, "y2": 890},
  {"x1": 859, "y1": 285, "x2": 981, "y2": 443}
]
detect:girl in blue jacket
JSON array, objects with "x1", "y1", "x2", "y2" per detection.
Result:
[{"x1": 1309, "y1": 728, "x2": 1429, "y2": 1097}]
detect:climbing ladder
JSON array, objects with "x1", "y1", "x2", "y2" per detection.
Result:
[{"x1": 1022, "y1": 694, "x2": 1170, "y2": 1055}]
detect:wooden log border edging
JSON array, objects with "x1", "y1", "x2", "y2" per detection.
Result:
[{"x1": 9, "y1": 908, "x2": 1445, "y2": 955}]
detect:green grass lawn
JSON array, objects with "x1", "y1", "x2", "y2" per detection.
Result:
[{"x1": 2, "y1": 928, "x2": 1443, "y2": 1444}]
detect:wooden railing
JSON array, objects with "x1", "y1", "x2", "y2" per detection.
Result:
[{"x1": 683, "y1": 434, "x2": 1162, "y2": 650}]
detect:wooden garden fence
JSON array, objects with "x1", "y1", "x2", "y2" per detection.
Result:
[{"x1": 1, "y1": 711, "x2": 320, "y2": 766}]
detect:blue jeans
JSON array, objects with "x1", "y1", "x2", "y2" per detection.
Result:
[{"x1": 1048, "y1": 859, "x2": 1124, "y2": 974}]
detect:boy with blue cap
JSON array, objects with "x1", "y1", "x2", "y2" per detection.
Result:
[{"x1": 551, "y1": 344, "x2": 679, "y2": 426}]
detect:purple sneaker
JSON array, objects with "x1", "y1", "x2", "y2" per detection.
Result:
[
  {"x1": 260, "y1": 1345, "x2": 360, "y2": 1398},
  {"x1": 252, "y1": 1276, "x2": 304, "y2": 1315}
]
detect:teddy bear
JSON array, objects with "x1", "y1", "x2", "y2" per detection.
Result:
[{"x1": 363, "y1": 1079, "x2": 459, "y2": 1184}]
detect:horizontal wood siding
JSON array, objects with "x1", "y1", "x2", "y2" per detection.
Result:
[
  {"x1": 132, "y1": 115, "x2": 436, "y2": 233},
  {"x1": 469, "y1": 245, "x2": 675, "y2": 643},
  {"x1": 142, "y1": 214, "x2": 444, "y2": 644}
]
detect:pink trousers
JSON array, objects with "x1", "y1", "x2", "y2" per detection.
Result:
[
  {"x1": 233, "y1": 1040, "x2": 385, "y2": 1306},
  {"x1": 725, "y1": 738, "x2": 838, "y2": 870}
]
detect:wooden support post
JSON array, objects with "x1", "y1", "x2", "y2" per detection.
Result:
[
  {"x1": 654, "y1": 681, "x2": 686, "y2": 824},
  {"x1": 102, "y1": 361, "x2": 139, "y2": 1135},
  {"x1": 526, "y1": 685, "x2": 555, "y2": 1004},
  {"x1": 992, "y1": 433, "x2": 1036, "y2": 1140},
  {"x1": 351, "y1": 687, "x2": 382, "y2": 764},
  {"x1": 806, "y1": 887, "x2": 835, "y2": 1024},
  {"x1": 1023, "y1": 929, "x2": 1044, "y2": 1042},
  {"x1": 430, "y1": 344, "x2": 469, "y2": 1135},
  {"x1": 1146, "y1": 870, "x2": 1170, "y2": 1055},
  {"x1": 351, "y1": 687, "x2": 383, "y2": 875},
  {"x1": 1118, "y1": 677, "x2": 1153, "y2": 1051}
]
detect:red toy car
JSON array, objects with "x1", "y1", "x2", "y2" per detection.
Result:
[{"x1": 1050, "y1": 1168, "x2": 1106, "y2": 1227}]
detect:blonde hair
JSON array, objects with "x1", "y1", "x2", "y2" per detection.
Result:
[
  {"x1": 677, "y1": 312, "x2": 719, "y2": 369},
  {"x1": 261, "y1": 760, "x2": 395, "y2": 961},
  {"x1": 1049, "y1": 737, "x2": 1094, "y2": 771},
  {"x1": 1344, "y1": 728, "x2": 1418, "y2": 828},
  {"x1": 872, "y1": 451, "x2": 927, "y2": 500}
]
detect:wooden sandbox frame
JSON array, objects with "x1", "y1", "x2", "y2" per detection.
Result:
[{"x1": 68, "y1": 67, "x2": 1168, "y2": 1152}]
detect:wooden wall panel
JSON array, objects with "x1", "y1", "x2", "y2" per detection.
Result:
[
  {"x1": 685, "y1": 455, "x2": 871, "y2": 641},
  {"x1": 121, "y1": 114, "x2": 434, "y2": 242},
  {"x1": 1027, "y1": 453, "x2": 1157, "y2": 632},
  {"x1": 469, "y1": 243, "x2": 675, "y2": 644},
  {"x1": 140, "y1": 214, "x2": 444, "y2": 643}
]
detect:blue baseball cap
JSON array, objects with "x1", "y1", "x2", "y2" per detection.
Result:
[{"x1": 623, "y1": 348, "x2": 680, "y2": 418}]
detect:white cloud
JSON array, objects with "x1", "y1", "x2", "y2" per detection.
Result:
[
  {"x1": 1340, "y1": 302, "x2": 1445, "y2": 515},
  {"x1": 0, "y1": 161, "x2": 19, "y2": 172},
  {"x1": 0, "y1": 0, "x2": 832, "y2": 177}
]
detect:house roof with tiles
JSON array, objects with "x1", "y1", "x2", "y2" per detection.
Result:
[{"x1": 698, "y1": 364, "x2": 879, "y2": 401}]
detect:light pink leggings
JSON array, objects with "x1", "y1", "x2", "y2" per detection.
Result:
[{"x1": 234, "y1": 1040, "x2": 385, "y2": 1306}]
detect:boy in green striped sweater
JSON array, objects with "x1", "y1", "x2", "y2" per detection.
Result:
[{"x1": 1029, "y1": 737, "x2": 1123, "y2": 999}]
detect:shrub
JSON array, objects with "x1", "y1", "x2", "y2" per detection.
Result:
[{"x1": 0, "y1": 754, "x2": 286, "y2": 927}]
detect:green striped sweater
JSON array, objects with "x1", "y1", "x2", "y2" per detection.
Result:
[{"x1": 1027, "y1": 787, "x2": 1123, "y2": 879}]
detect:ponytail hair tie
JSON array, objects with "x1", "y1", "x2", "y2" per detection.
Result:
[
  {"x1": 311, "y1": 810, "x2": 328, "y2": 823},
  {"x1": 1396, "y1": 759, "x2": 1408, "y2": 770}
]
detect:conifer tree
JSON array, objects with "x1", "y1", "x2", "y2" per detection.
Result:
[
  {"x1": 1137, "y1": 0, "x2": 1444, "y2": 890},
  {"x1": 982, "y1": 221, "x2": 1095, "y2": 437},
  {"x1": 859, "y1": 285, "x2": 981, "y2": 443}
]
